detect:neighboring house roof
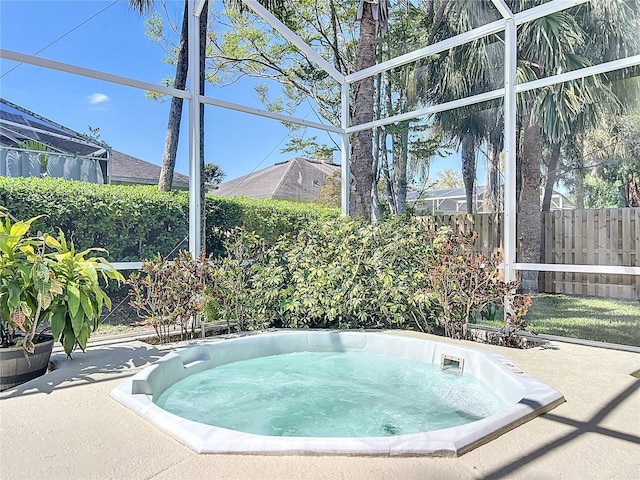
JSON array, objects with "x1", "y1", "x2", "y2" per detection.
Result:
[
  {"x1": 1, "y1": 99, "x2": 189, "y2": 189},
  {"x1": 0, "y1": 98, "x2": 109, "y2": 157},
  {"x1": 110, "y1": 150, "x2": 189, "y2": 189},
  {"x1": 215, "y1": 157, "x2": 340, "y2": 202}
]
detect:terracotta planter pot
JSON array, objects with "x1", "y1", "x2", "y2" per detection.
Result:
[{"x1": 0, "y1": 335, "x2": 54, "y2": 391}]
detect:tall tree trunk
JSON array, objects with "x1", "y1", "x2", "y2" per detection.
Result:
[
  {"x1": 158, "y1": 0, "x2": 189, "y2": 192},
  {"x1": 542, "y1": 142, "x2": 561, "y2": 212},
  {"x1": 518, "y1": 121, "x2": 542, "y2": 293},
  {"x1": 394, "y1": 123, "x2": 409, "y2": 215},
  {"x1": 371, "y1": 72, "x2": 383, "y2": 222},
  {"x1": 371, "y1": 143, "x2": 382, "y2": 223},
  {"x1": 382, "y1": 72, "x2": 397, "y2": 215},
  {"x1": 484, "y1": 137, "x2": 500, "y2": 212},
  {"x1": 515, "y1": 122, "x2": 523, "y2": 203},
  {"x1": 381, "y1": 132, "x2": 396, "y2": 214},
  {"x1": 574, "y1": 135, "x2": 585, "y2": 209},
  {"x1": 461, "y1": 134, "x2": 476, "y2": 214},
  {"x1": 392, "y1": 67, "x2": 410, "y2": 216},
  {"x1": 199, "y1": 1, "x2": 208, "y2": 252},
  {"x1": 349, "y1": 3, "x2": 377, "y2": 220}
]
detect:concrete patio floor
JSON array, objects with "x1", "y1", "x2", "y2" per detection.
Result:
[{"x1": 1, "y1": 331, "x2": 638, "y2": 480}]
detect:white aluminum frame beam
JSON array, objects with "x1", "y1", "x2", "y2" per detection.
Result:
[
  {"x1": 346, "y1": 19, "x2": 506, "y2": 84},
  {"x1": 345, "y1": 88, "x2": 505, "y2": 134},
  {"x1": 195, "y1": 0, "x2": 207, "y2": 17},
  {"x1": 345, "y1": 55, "x2": 640, "y2": 138},
  {"x1": 345, "y1": 0, "x2": 589, "y2": 85},
  {"x1": 513, "y1": 0, "x2": 590, "y2": 25},
  {"x1": 340, "y1": 82, "x2": 350, "y2": 215},
  {"x1": 489, "y1": 0, "x2": 514, "y2": 20},
  {"x1": 199, "y1": 95, "x2": 341, "y2": 133},
  {"x1": 241, "y1": 0, "x2": 345, "y2": 84},
  {"x1": 3, "y1": 0, "x2": 639, "y2": 283},
  {"x1": 0, "y1": 49, "x2": 190, "y2": 100},
  {"x1": 515, "y1": 263, "x2": 640, "y2": 276},
  {"x1": 516, "y1": 55, "x2": 640, "y2": 93}
]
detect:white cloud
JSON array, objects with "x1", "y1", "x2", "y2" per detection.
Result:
[{"x1": 87, "y1": 93, "x2": 110, "y2": 105}]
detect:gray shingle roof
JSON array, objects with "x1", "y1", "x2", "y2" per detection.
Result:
[
  {"x1": 110, "y1": 150, "x2": 189, "y2": 189},
  {"x1": 215, "y1": 157, "x2": 339, "y2": 202}
]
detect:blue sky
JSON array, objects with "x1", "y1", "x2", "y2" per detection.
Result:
[
  {"x1": 0, "y1": 0, "x2": 342, "y2": 181},
  {"x1": 0, "y1": 0, "x2": 464, "y2": 183}
]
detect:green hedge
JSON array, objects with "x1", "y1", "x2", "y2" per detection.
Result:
[
  {"x1": 0, "y1": 177, "x2": 339, "y2": 261},
  {"x1": 206, "y1": 196, "x2": 338, "y2": 253}
]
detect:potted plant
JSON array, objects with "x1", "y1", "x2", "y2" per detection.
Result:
[{"x1": 0, "y1": 208, "x2": 123, "y2": 390}]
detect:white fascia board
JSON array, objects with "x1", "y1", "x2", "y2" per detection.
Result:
[
  {"x1": 241, "y1": 1, "x2": 345, "y2": 85},
  {"x1": 345, "y1": 88, "x2": 505, "y2": 134},
  {"x1": 514, "y1": 0, "x2": 590, "y2": 25},
  {"x1": 0, "y1": 49, "x2": 190, "y2": 100},
  {"x1": 199, "y1": 95, "x2": 342, "y2": 134},
  {"x1": 517, "y1": 55, "x2": 640, "y2": 93},
  {"x1": 514, "y1": 263, "x2": 640, "y2": 276},
  {"x1": 490, "y1": 0, "x2": 514, "y2": 19},
  {"x1": 346, "y1": 19, "x2": 506, "y2": 84}
]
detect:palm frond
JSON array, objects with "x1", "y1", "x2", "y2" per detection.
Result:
[{"x1": 128, "y1": 0, "x2": 155, "y2": 16}]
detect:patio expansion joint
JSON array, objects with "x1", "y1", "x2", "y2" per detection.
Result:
[{"x1": 458, "y1": 458, "x2": 487, "y2": 479}]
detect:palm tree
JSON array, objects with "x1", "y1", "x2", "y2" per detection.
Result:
[
  {"x1": 129, "y1": 0, "x2": 188, "y2": 192},
  {"x1": 414, "y1": 1, "x2": 632, "y2": 291},
  {"x1": 514, "y1": 4, "x2": 621, "y2": 291},
  {"x1": 349, "y1": 0, "x2": 390, "y2": 220},
  {"x1": 132, "y1": 0, "x2": 210, "y2": 254},
  {"x1": 414, "y1": 0, "x2": 502, "y2": 214}
]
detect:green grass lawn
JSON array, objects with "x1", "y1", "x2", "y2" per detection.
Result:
[{"x1": 476, "y1": 294, "x2": 640, "y2": 347}]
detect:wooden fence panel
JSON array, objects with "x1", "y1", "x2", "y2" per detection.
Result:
[
  {"x1": 541, "y1": 208, "x2": 640, "y2": 300},
  {"x1": 423, "y1": 208, "x2": 640, "y2": 300}
]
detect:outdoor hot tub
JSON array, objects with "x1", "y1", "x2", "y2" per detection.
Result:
[{"x1": 111, "y1": 330, "x2": 564, "y2": 456}]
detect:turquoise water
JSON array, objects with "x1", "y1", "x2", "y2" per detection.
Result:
[{"x1": 155, "y1": 352, "x2": 508, "y2": 437}]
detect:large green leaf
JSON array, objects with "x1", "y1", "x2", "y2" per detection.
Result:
[
  {"x1": 50, "y1": 306, "x2": 67, "y2": 341},
  {"x1": 79, "y1": 291, "x2": 95, "y2": 322},
  {"x1": 76, "y1": 324, "x2": 90, "y2": 351},
  {"x1": 71, "y1": 310, "x2": 85, "y2": 336},
  {"x1": 62, "y1": 322, "x2": 76, "y2": 357},
  {"x1": 67, "y1": 283, "x2": 81, "y2": 317},
  {"x1": 7, "y1": 281, "x2": 22, "y2": 310}
]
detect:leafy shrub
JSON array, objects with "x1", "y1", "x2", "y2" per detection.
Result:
[
  {"x1": 249, "y1": 216, "x2": 437, "y2": 331},
  {"x1": 203, "y1": 228, "x2": 270, "y2": 332},
  {"x1": 425, "y1": 227, "x2": 532, "y2": 341},
  {"x1": 128, "y1": 251, "x2": 211, "y2": 343},
  {"x1": 0, "y1": 208, "x2": 123, "y2": 356}
]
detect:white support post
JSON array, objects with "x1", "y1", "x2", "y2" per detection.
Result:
[
  {"x1": 341, "y1": 82, "x2": 350, "y2": 215},
  {"x1": 188, "y1": 1, "x2": 202, "y2": 257},
  {"x1": 503, "y1": 18, "x2": 517, "y2": 284}
]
